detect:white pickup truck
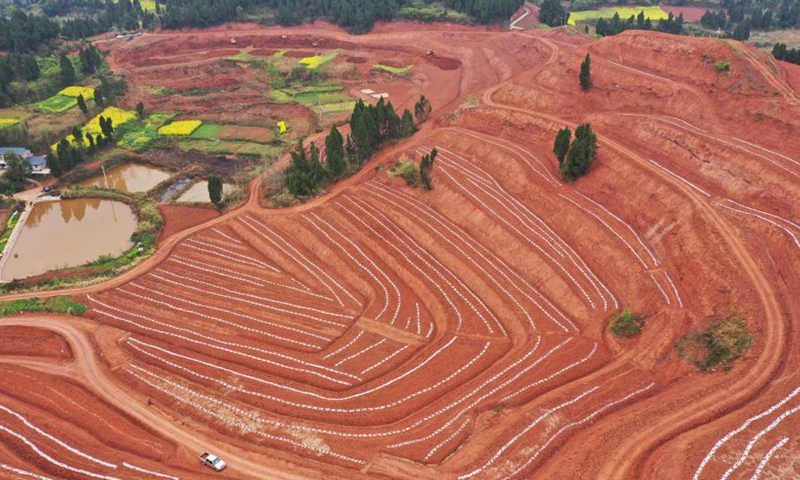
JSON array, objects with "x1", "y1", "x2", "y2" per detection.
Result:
[{"x1": 199, "y1": 452, "x2": 227, "y2": 471}]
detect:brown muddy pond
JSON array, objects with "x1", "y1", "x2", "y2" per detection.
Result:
[
  {"x1": 78, "y1": 163, "x2": 171, "y2": 193},
  {"x1": 0, "y1": 199, "x2": 137, "y2": 280},
  {"x1": 176, "y1": 181, "x2": 234, "y2": 203}
]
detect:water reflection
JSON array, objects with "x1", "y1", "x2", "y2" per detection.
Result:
[
  {"x1": 78, "y1": 163, "x2": 171, "y2": 193},
  {"x1": 177, "y1": 181, "x2": 233, "y2": 203},
  {"x1": 1, "y1": 199, "x2": 137, "y2": 280}
]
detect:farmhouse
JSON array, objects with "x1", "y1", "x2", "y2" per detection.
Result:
[{"x1": 0, "y1": 147, "x2": 49, "y2": 174}]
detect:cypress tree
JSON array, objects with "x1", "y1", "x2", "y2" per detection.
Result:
[
  {"x1": 401, "y1": 109, "x2": 415, "y2": 137},
  {"x1": 77, "y1": 94, "x2": 88, "y2": 114},
  {"x1": 45, "y1": 151, "x2": 62, "y2": 177},
  {"x1": 553, "y1": 127, "x2": 572, "y2": 165},
  {"x1": 561, "y1": 123, "x2": 598, "y2": 181},
  {"x1": 579, "y1": 54, "x2": 592, "y2": 91},
  {"x1": 58, "y1": 53, "x2": 76, "y2": 86},
  {"x1": 93, "y1": 88, "x2": 104, "y2": 106},
  {"x1": 208, "y1": 175, "x2": 223, "y2": 205},
  {"x1": 419, "y1": 147, "x2": 438, "y2": 190},
  {"x1": 325, "y1": 124, "x2": 346, "y2": 177}
]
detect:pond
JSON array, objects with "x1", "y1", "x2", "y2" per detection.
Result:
[
  {"x1": 78, "y1": 163, "x2": 171, "y2": 194},
  {"x1": 176, "y1": 181, "x2": 234, "y2": 203},
  {"x1": 0, "y1": 199, "x2": 137, "y2": 281}
]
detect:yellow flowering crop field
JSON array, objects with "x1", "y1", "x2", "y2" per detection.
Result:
[
  {"x1": 0, "y1": 118, "x2": 20, "y2": 129},
  {"x1": 158, "y1": 120, "x2": 203, "y2": 136},
  {"x1": 568, "y1": 6, "x2": 669, "y2": 25},
  {"x1": 299, "y1": 51, "x2": 339, "y2": 70},
  {"x1": 58, "y1": 86, "x2": 96, "y2": 98},
  {"x1": 52, "y1": 107, "x2": 137, "y2": 149}
]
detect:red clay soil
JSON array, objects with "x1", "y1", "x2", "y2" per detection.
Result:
[
  {"x1": 659, "y1": 4, "x2": 709, "y2": 21},
  {"x1": 157, "y1": 204, "x2": 220, "y2": 246},
  {"x1": 0, "y1": 326, "x2": 72, "y2": 359},
  {"x1": 0, "y1": 22, "x2": 798, "y2": 480}
]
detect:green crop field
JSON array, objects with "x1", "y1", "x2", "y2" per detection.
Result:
[
  {"x1": 177, "y1": 138, "x2": 281, "y2": 157},
  {"x1": 37, "y1": 94, "x2": 78, "y2": 113},
  {"x1": 190, "y1": 124, "x2": 223, "y2": 139},
  {"x1": 117, "y1": 113, "x2": 174, "y2": 152},
  {"x1": 372, "y1": 64, "x2": 414, "y2": 76},
  {"x1": 269, "y1": 84, "x2": 352, "y2": 108},
  {"x1": 313, "y1": 102, "x2": 357, "y2": 114},
  {"x1": 568, "y1": 6, "x2": 669, "y2": 25}
]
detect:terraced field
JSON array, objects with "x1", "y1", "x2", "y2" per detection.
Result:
[{"x1": 0, "y1": 22, "x2": 799, "y2": 480}]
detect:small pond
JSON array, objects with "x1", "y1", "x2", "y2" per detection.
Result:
[
  {"x1": 78, "y1": 163, "x2": 171, "y2": 194},
  {"x1": 0, "y1": 199, "x2": 137, "y2": 280}
]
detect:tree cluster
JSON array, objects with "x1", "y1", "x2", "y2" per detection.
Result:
[
  {"x1": 554, "y1": 123, "x2": 598, "y2": 181},
  {"x1": 699, "y1": 0, "x2": 798, "y2": 39},
  {"x1": 0, "y1": 153, "x2": 33, "y2": 193},
  {"x1": 285, "y1": 95, "x2": 425, "y2": 197},
  {"x1": 539, "y1": 0, "x2": 570, "y2": 27},
  {"x1": 773, "y1": 42, "x2": 800, "y2": 65},
  {"x1": 48, "y1": 116, "x2": 115, "y2": 177},
  {"x1": 595, "y1": 11, "x2": 652, "y2": 36},
  {"x1": 0, "y1": 10, "x2": 60, "y2": 53},
  {"x1": 79, "y1": 46, "x2": 103, "y2": 75}
]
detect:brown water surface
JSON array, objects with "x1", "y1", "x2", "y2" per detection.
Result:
[
  {"x1": 1, "y1": 199, "x2": 137, "y2": 280},
  {"x1": 78, "y1": 163, "x2": 170, "y2": 193},
  {"x1": 176, "y1": 181, "x2": 234, "y2": 203}
]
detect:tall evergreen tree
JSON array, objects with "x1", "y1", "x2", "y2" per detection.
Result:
[
  {"x1": 553, "y1": 127, "x2": 572, "y2": 165},
  {"x1": 45, "y1": 151, "x2": 62, "y2": 177},
  {"x1": 419, "y1": 148, "x2": 438, "y2": 190},
  {"x1": 59, "y1": 53, "x2": 76, "y2": 86},
  {"x1": 94, "y1": 88, "x2": 105, "y2": 106},
  {"x1": 401, "y1": 109, "x2": 415, "y2": 137},
  {"x1": 539, "y1": 0, "x2": 570, "y2": 27},
  {"x1": 77, "y1": 94, "x2": 89, "y2": 114},
  {"x1": 208, "y1": 175, "x2": 223, "y2": 205},
  {"x1": 579, "y1": 54, "x2": 592, "y2": 91},
  {"x1": 325, "y1": 124, "x2": 346, "y2": 177}
]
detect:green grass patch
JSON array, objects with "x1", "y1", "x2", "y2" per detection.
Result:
[
  {"x1": 117, "y1": 113, "x2": 175, "y2": 152},
  {"x1": 0, "y1": 210, "x2": 21, "y2": 254},
  {"x1": 568, "y1": 6, "x2": 669, "y2": 25},
  {"x1": 149, "y1": 86, "x2": 173, "y2": 96},
  {"x1": 0, "y1": 296, "x2": 87, "y2": 317},
  {"x1": 313, "y1": 101, "x2": 356, "y2": 114},
  {"x1": 177, "y1": 138, "x2": 281, "y2": 157},
  {"x1": 37, "y1": 94, "x2": 77, "y2": 113},
  {"x1": 190, "y1": 124, "x2": 223, "y2": 139},
  {"x1": 269, "y1": 84, "x2": 348, "y2": 106},
  {"x1": 610, "y1": 309, "x2": 645, "y2": 338},
  {"x1": 389, "y1": 161, "x2": 419, "y2": 187},
  {"x1": 678, "y1": 314, "x2": 752, "y2": 372},
  {"x1": 372, "y1": 64, "x2": 414, "y2": 76}
]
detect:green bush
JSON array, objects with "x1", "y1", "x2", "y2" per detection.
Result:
[
  {"x1": 389, "y1": 161, "x2": 419, "y2": 187},
  {"x1": 715, "y1": 61, "x2": 731, "y2": 72},
  {"x1": 0, "y1": 296, "x2": 87, "y2": 317},
  {"x1": 678, "y1": 314, "x2": 751, "y2": 372},
  {"x1": 610, "y1": 309, "x2": 644, "y2": 338}
]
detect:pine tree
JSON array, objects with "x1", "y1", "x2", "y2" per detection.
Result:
[
  {"x1": 553, "y1": 127, "x2": 572, "y2": 165},
  {"x1": 136, "y1": 102, "x2": 145, "y2": 120},
  {"x1": 58, "y1": 53, "x2": 76, "y2": 86},
  {"x1": 579, "y1": 54, "x2": 592, "y2": 91},
  {"x1": 401, "y1": 109, "x2": 415, "y2": 137},
  {"x1": 325, "y1": 124, "x2": 346, "y2": 177},
  {"x1": 45, "y1": 151, "x2": 62, "y2": 177},
  {"x1": 419, "y1": 147, "x2": 438, "y2": 190},
  {"x1": 208, "y1": 175, "x2": 223, "y2": 205},
  {"x1": 93, "y1": 88, "x2": 104, "y2": 106},
  {"x1": 77, "y1": 94, "x2": 88, "y2": 114}
]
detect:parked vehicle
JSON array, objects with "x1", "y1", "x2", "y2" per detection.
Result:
[{"x1": 199, "y1": 452, "x2": 226, "y2": 471}]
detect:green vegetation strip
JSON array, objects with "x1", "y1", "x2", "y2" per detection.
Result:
[
  {"x1": 190, "y1": 124, "x2": 223, "y2": 139},
  {"x1": 0, "y1": 118, "x2": 20, "y2": 129},
  {"x1": 372, "y1": 64, "x2": 413, "y2": 76},
  {"x1": 117, "y1": 113, "x2": 175, "y2": 152},
  {"x1": 0, "y1": 296, "x2": 87, "y2": 317},
  {"x1": 610, "y1": 309, "x2": 644, "y2": 338},
  {"x1": 37, "y1": 94, "x2": 78, "y2": 113},
  {"x1": 0, "y1": 211, "x2": 21, "y2": 253},
  {"x1": 678, "y1": 314, "x2": 752, "y2": 372}
]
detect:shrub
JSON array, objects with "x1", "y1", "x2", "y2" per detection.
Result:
[
  {"x1": 0, "y1": 296, "x2": 87, "y2": 317},
  {"x1": 715, "y1": 61, "x2": 731, "y2": 72},
  {"x1": 389, "y1": 161, "x2": 419, "y2": 187},
  {"x1": 678, "y1": 314, "x2": 751, "y2": 372},
  {"x1": 610, "y1": 309, "x2": 644, "y2": 338}
]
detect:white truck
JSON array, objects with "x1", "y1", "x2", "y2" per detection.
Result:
[{"x1": 199, "y1": 452, "x2": 227, "y2": 471}]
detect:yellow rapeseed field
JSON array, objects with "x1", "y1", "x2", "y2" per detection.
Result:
[
  {"x1": 52, "y1": 107, "x2": 136, "y2": 149},
  {"x1": 58, "y1": 86, "x2": 96, "y2": 98},
  {"x1": 158, "y1": 120, "x2": 203, "y2": 136}
]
